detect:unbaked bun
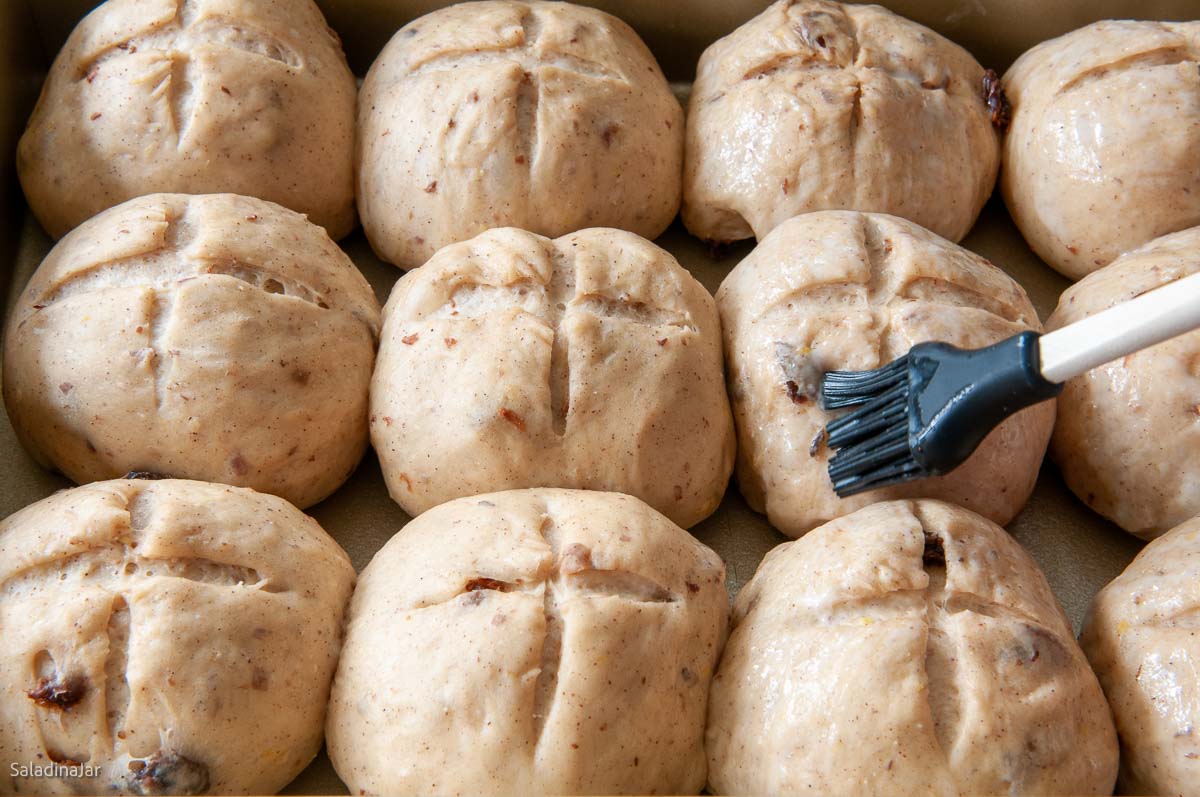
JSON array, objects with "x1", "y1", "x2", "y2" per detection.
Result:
[
  {"x1": 717, "y1": 210, "x2": 1052, "y2": 537},
  {"x1": 371, "y1": 226, "x2": 734, "y2": 528},
  {"x1": 1001, "y1": 20, "x2": 1200, "y2": 280},
  {"x1": 683, "y1": 0, "x2": 1001, "y2": 245},
  {"x1": 3, "y1": 193, "x2": 380, "y2": 509},
  {"x1": 357, "y1": 0, "x2": 683, "y2": 269},
  {"x1": 18, "y1": 0, "x2": 357, "y2": 240},
  {"x1": 1048, "y1": 226, "x2": 1200, "y2": 539},
  {"x1": 326, "y1": 488, "x2": 727, "y2": 796},
  {"x1": 707, "y1": 499, "x2": 1118, "y2": 796},
  {"x1": 1081, "y1": 515, "x2": 1200, "y2": 796},
  {"x1": 0, "y1": 478, "x2": 355, "y2": 796}
]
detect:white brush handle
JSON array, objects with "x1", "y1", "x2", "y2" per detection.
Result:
[{"x1": 1038, "y1": 270, "x2": 1200, "y2": 384}]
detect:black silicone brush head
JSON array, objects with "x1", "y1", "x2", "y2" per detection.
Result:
[
  {"x1": 818, "y1": 331, "x2": 1062, "y2": 497},
  {"x1": 821, "y1": 356, "x2": 922, "y2": 496}
]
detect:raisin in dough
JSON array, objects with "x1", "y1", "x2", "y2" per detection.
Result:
[
  {"x1": 683, "y1": 0, "x2": 1000, "y2": 245},
  {"x1": 326, "y1": 488, "x2": 728, "y2": 796},
  {"x1": 708, "y1": 499, "x2": 1118, "y2": 796},
  {"x1": 2, "y1": 193, "x2": 380, "y2": 509},
  {"x1": 370, "y1": 226, "x2": 734, "y2": 528},
  {"x1": 1048, "y1": 226, "x2": 1200, "y2": 538},
  {"x1": 1001, "y1": 20, "x2": 1200, "y2": 280},
  {"x1": 18, "y1": 0, "x2": 356, "y2": 240},
  {"x1": 357, "y1": 0, "x2": 683, "y2": 269},
  {"x1": 1081, "y1": 515, "x2": 1200, "y2": 796},
  {"x1": 717, "y1": 211, "x2": 1053, "y2": 537},
  {"x1": 0, "y1": 478, "x2": 355, "y2": 796}
]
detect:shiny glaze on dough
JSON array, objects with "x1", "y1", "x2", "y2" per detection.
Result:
[
  {"x1": 1001, "y1": 20, "x2": 1200, "y2": 280},
  {"x1": 708, "y1": 499, "x2": 1118, "y2": 796},
  {"x1": 684, "y1": 0, "x2": 998, "y2": 244},
  {"x1": 717, "y1": 210, "x2": 1052, "y2": 537},
  {"x1": 1081, "y1": 515, "x2": 1200, "y2": 796}
]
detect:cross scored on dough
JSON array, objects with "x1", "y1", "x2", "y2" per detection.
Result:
[
  {"x1": 419, "y1": 506, "x2": 675, "y2": 744},
  {"x1": 403, "y1": 8, "x2": 624, "y2": 168},
  {"x1": 1055, "y1": 46, "x2": 1200, "y2": 97},
  {"x1": 725, "y1": 6, "x2": 958, "y2": 202},
  {"x1": 30, "y1": 211, "x2": 332, "y2": 411},
  {"x1": 758, "y1": 216, "x2": 1024, "y2": 367},
  {"x1": 2, "y1": 487, "x2": 281, "y2": 769},
  {"x1": 739, "y1": 42, "x2": 954, "y2": 90},
  {"x1": 762, "y1": 218, "x2": 902, "y2": 316},
  {"x1": 759, "y1": 218, "x2": 920, "y2": 375},
  {"x1": 75, "y1": 0, "x2": 302, "y2": 146},
  {"x1": 786, "y1": 524, "x2": 1058, "y2": 763},
  {"x1": 435, "y1": 246, "x2": 692, "y2": 435}
]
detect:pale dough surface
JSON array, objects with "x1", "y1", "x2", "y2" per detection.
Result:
[
  {"x1": 0, "y1": 478, "x2": 355, "y2": 796},
  {"x1": 357, "y1": 0, "x2": 683, "y2": 269},
  {"x1": 17, "y1": 0, "x2": 357, "y2": 240},
  {"x1": 707, "y1": 499, "x2": 1118, "y2": 796},
  {"x1": 3, "y1": 193, "x2": 380, "y2": 509},
  {"x1": 326, "y1": 488, "x2": 728, "y2": 796},
  {"x1": 683, "y1": 0, "x2": 999, "y2": 245},
  {"x1": 371, "y1": 226, "x2": 734, "y2": 528}
]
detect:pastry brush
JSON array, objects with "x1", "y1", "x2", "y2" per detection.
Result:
[{"x1": 818, "y1": 271, "x2": 1200, "y2": 497}]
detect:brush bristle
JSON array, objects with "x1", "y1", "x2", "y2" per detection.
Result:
[
  {"x1": 819, "y1": 333, "x2": 1056, "y2": 497},
  {"x1": 819, "y1": 356, "x2": 909, "y2": 409},
  {"x1": 820, "y1": 354, "x2": 927, "y2": 497},
  {"x1": 831, "y1": 459, "x2": 926, "y2": 496}
]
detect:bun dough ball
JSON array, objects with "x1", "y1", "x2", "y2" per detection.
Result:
[
  {"x1": 683, "y1": 0, "x2": 1000, "y2": 245},
  {"x1": 326, "y1": 488, "x2": 728, "y2": 796},
  {"x1": 1001, "y1": 21, "x2": 1200, "y2": 280},
  {"x1": 717, "y1": 211, "x2": 1052, "y2": 537},
  {"x1": 357, "y1": 0, "x2": 683, "y2": 269},
  {"x1": 18, "y1": 0, "x2": 357, "y2": 240},
  {"x1": 370, "y1": 226, "x2": 734, "y2": 528},
  {"x1": 708, "y1": 499, "x2": 1118, "y2": 796},
  {"x1": 0, "y1": 478, "x2": 355, "y2": 795},
  {"x1": 1047, "y1": 226, "x2": 1200, "y2": 538},
  {"x1": 2, "y1": 193, "x2": 380, "y2": 509},
  {"x1": 1080, "y1": 516, "x2": 1200, "y2": 796}
]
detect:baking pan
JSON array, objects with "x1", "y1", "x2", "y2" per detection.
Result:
[{"x1": 1, "y1": 1, "x2": 1191, "y2": 793}]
